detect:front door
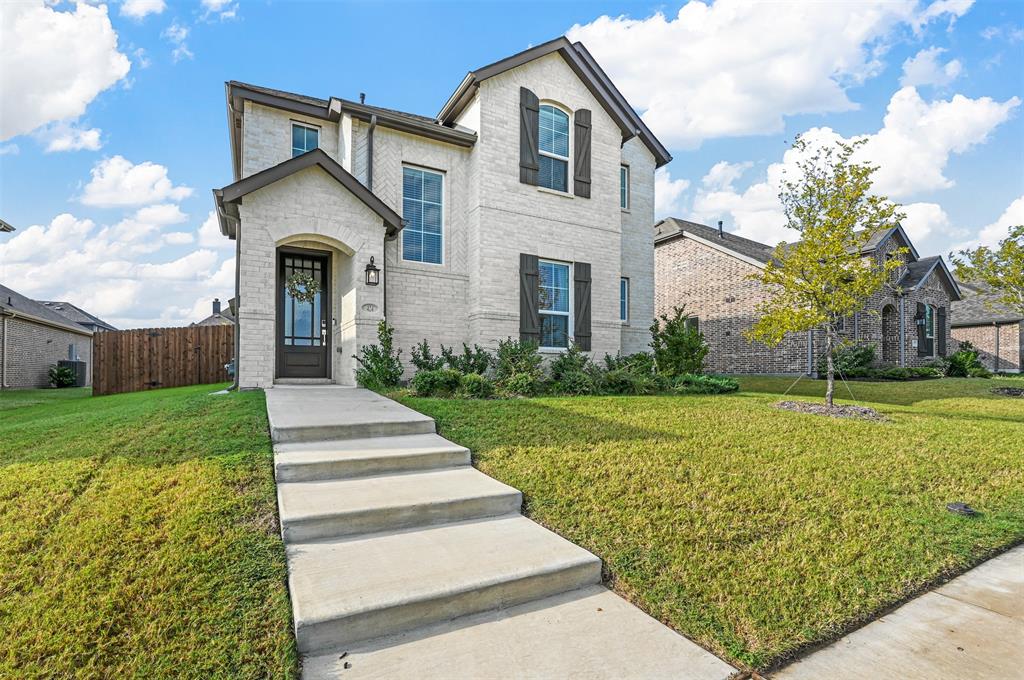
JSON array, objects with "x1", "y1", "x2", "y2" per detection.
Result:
[{"x1": 277, "y1": 249, "x2": 330, "y2": 378}]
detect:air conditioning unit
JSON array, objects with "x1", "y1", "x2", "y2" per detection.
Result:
[{"x1": 58, "y1": 360, "x2": 88, "y2": 387}]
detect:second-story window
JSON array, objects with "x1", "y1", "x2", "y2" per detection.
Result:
[
  {"x1": 538, "y1": 105, "x2": 569, "y2": 192},
  {"x1": 402, "y1": 166, "x2": 443, "y2": 264},
  {"x1": 292, "y1": 123, "x2": 319, "y2": 157},
  {"x1": 620, "y1": 165, "x2": 630, "y2": 209}
]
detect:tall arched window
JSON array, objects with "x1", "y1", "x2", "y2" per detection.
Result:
[{"x1": 538, "y1": 104, "x2": 569, "y2": 192}]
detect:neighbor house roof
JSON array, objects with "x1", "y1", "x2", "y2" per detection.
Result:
[
  {"x1": 0, "y1": 219, "x2": 14, "y2": 233},
  {"x1": 438, "y1": 36, "x2": 672, "y2": 168},
  {"x1": 38, "y1": 301, "x2": 117, "y2": 331},
  {"x1": 0, "y1": 284, "x2": 93, "y2": 335},
  {"x1": 951, "y1": 281, "x2": 1023, "y2": 327},
  {"x1": 214, "y1": 148, "x2": 403, "y2": 239}
]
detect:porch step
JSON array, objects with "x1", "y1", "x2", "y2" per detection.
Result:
[
  {"x1": 266, "y1": 386, "x2": 434, "y2": 443},
  {"x1": 286, "y1": 515, "x2": 602, "y2": 654},
  {"x1": 302, "y1": 585, "x2": 736, "y2": 680},
  {"x1": 274, "y1": 434, "x2": 469, "y2": 482},
  {"x1": 277, "y1": 467, "x2": 522, "y2": 542},
  {"x1": 274, "y1": 378, "x2": 334, "y2": 385}
]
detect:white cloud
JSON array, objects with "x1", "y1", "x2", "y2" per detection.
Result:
[
  {"x1": 133, "y1": 47, "x2": 152, "y2": 69},
  {"x1": 916, "y1": 0, "x2": 974, "y2": 30},
  {"x1": 654, "y1": 167, "x2": 690, "y2": 218},
  {"x1": 900, "y1": 202, "x2": 959, "y2": 247},
  {"x1": 80, "y1": 156, "x2": 193, "y2": 207},
  {"x1": 900, "y1": 47, "x2": 962, "y2": 87},
  {"x1": 701, "y1": 161, "x2": 753, "y2": 191},
  {"x1": 0, "y1": 144, "x2": 19, "y2": 156},
  {"x1": 567, "y1": 0, "x2": 976, "y2": 149},
  {"x1": 198, "y1": 210, "x2": 233, "y2": 248},
  {"x1": 121, "y1": 0, "x2": 166, "y2": 20},
  {"x1": 954, "y1": 196, "x2": 1024, "y2": 252},
  {"x1": 38, "y1": 120, "x2": 102, "y2": 152},
  {"x1": 0, "y1": 2, "x2": 130, "y2": 141},
  {"x1": 162, "y1": 21, "x2": 193, "y2": 62},
  {"x1": 201, "y1": 0, "x2": 238, "y2": 21},
  {"x1": 163, "y1": 231, "x2": 195, "y2": 245}
]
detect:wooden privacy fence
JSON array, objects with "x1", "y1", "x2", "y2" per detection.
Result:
[{"x1": 93, "y1": 325, "x2": 234, "y2": 396}]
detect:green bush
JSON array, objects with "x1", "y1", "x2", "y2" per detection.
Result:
[
  {"x1": 411, "y1": 368, "x2": 463, "y2": 397},
  {"x1": 495, "y1": 338, "x2": 545, "y2": 396},
  {"x1": 968, "y1": 365, "x2": 993, "y2": 379},
  {"x1": 946, "y1": 342, "x2": 985, "y2": 378},
  {"x1": 442, "y1": 343, "x2": 493, "y2": 375},
  {"x1": 868, "y1": 366, "x2": 942, "y2": 381},
  {"x1": 818, "y1": 342, "x2": 876, "y2": 375},
  {"x1": 554, "y1": 370, "x2": 597, "y2": 396},
  {"x1": 550, "y1": 344, "x2": 592, "y2": 381},
  {"x1": 673, "y1": 373, "x2": 739, "y2": 394},
  {"x1": 410, "y1": 339, "x2": 444, "y2": 372},
  {"x1": 602, "y1": 368, "x2": 664, "y2": 395},
  {"x1": 458, "y1": 372, "x2": 496, "y2": 399},
  {"x1": 48, "y1": 365, "x2": 76, "y2": 388},
  {"x1": 650, "y1": 307, "x2": 709, "y2": 377},
  {"x1": 602, "y1": 352, "x2": 656, "y2": 376},
  {"x1": 354, "y1": 320, "x2": 404, "y2": 390}
]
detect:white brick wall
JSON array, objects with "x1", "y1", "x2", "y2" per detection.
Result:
[{"x1": 620, "y1": 137, "x2": 656, "y2": 354}]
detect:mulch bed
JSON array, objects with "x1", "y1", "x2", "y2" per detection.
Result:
[
  {"x1": 775, "y1": 400, "x2": 887, "y2": 421},
  {"x1": 992, "y1": 387, "x2": 1024, "y2": 397}
]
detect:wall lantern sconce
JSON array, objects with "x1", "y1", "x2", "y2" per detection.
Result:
[{"x1": 365, "y1": 256, "x2": 380, "y2": 286}]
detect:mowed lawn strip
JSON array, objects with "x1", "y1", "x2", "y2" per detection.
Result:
[
  {"x1": 0, "y1": 385, "x2": 297, "y2": 679},
  {"x1": 400, "y1": 377, "x2": 1024, "y2": 669}
]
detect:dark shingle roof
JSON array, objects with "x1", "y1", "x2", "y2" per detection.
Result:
[
  {"x1": 898, "y1": 256, "x2": 940, "y2": 289},
  {"x1": 654, "y1": 218, "x2": 775, "y2": 264},
  {"x1": 0, "y1": 284, "x2": 93, "y2": 334},
  {"x1": 951, "y1": 282, "x2": 1022, "y2": 327},
  {"x1": 38, "y1": 301, "x2": 117, "y2": 331}
]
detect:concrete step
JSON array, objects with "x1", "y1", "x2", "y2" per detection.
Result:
[
  {"x1": 274, "y1": 434, "x2": 469, "y2": 482},
  {"x1": 275, "y1": 378, "x2": 334, "y2": 385},
  {"x1": 287, "y1": 515, "x2": 602, "y2": 654},
  {"x1": 302, "y1": 585, "x2": 735, "y2": 680},
  {"x1": 277, "y1": 468, "x2": 522, "y2": 542},
  {"x1": 266, "y1": 387, "x2": 434, "y2": 443}
]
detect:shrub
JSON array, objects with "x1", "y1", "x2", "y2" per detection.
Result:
[
  {"x1": 354, "y1": 320, "x2": 404, "y2": 390},
  {"x1": 869, "y1": 366, "x2": 942, "y2": 381},
  {"x1": 410, "y1": 340, "x2": 444, "y2": 372},
  {"x1": 554, "y1": 370, "x2": 597, "y2": 396},
  {"x1": 818, "y1": 343, "x2": 876, "y2": 375},
  {"x1": 458, "y1": 372, "x2": 495, "y2": 399},
  {"x1": 602, "y1": 352, "x2": 656, "y2": 376},
  {"x1": 602, "y1": 368, "x2": 664, "y2": 395},
  {"x1": 673, "y1": 373, "x2": 739, "y2": 394},
  {"x1": 443, "y1": 343, "x2": 493, "y2": 375},
  {"x1": 650, "y1": 307, "x2": 709, "y2": 377},
  {"x1": 48, "y1": 365, "x2": 76, "y2": 388},
  {"x1": 946, "y1": 342, "x2": 985, "y2": 378},
  {"x1": 495, "y1": 338, "x2": 545, "y2": 396},
  {"x1": 411, "y1": 368, "x2": 463, "y2": 397},
  {"x1": 968, "y1": 365, "x2": 993, "y2": 379},
  {"x1": 550, "y1": 344, "x2": 592, "y2": 382}
]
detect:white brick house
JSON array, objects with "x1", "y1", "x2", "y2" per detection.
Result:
[{"x1": 214, "y1": 37, "x2": 670, "y2": 388}]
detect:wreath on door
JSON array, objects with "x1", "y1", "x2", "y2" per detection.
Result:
[{"x1": 285, "y1": 272, "x2": 321, "y2": 304}]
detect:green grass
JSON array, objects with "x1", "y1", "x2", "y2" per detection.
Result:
[
  {"x1": 399, "y1": 377, "x2": 1024, "y2": 670},
  {"x1": 0, "y1": 385, "x2": 296, "y2": 679}
]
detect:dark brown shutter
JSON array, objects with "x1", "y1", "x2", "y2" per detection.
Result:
[
  {"x1": 519, "y1": 88, "x2": 539, "y2": 186},
  {"x1": 937, "y1": 307, "x2": 947, "y2": 357},
  {"x1": 519, "y1": 253, "x2": 540, "y2": 343},
  {"x1": 916, "y1": 302, "x2": 928, "y2": 357},
  {"x1": 573, "y1": 262, "x2": 591, "y2": 350},
  {"x1": 573, "y1": 109, "x2": 592, "y2": 198}
]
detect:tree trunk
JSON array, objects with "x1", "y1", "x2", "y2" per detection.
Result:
[{"x1": 824, "y1": 329, "x2": 835, "y2": 408}]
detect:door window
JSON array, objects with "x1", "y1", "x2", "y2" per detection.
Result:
[{"x1": 283, "y1": 256, "x2": 324, "y2": 346}]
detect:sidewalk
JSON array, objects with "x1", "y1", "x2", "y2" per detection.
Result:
[{"x1": 774, "y1": 545, "x2": 1024, "y2": 679}]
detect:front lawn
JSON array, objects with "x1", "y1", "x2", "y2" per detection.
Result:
[
  {"x1": 400, "y1": 377, "x2": 1024, "y2": 670},
  {"x1": 0, "y1": 386, "x2": 296, "y2": 678}
]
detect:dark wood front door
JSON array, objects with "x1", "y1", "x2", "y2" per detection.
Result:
[{"x1": 277, "y1": 249, "x2": 330, "y2": 378}]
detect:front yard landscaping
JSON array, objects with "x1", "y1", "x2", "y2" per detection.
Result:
[
  {"x1": 400, "y1": 376, "x2": 1024, "y2": 670},
  {"x1": 0, "y1": 385, "x2": 296, "y2": 679}
]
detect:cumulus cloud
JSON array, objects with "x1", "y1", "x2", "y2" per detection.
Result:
[
  {"x1": 954, "y1": 195, "x2": 1024, "y2": 251},
  {"x1": 121, "y1": 0, "x2": 166, "y2": 20},
  {"x1": 0, "y1": 144, "x2": 19, "y2": 156},
  {"x1": 0, "y1": 2, "x2": 130, "y2": 141},
  {"x1": 163, "y1": 231, "x2": 195, "y2": 245},
  {"x1": 654, "y1": 168, "x2": 691, "y2": 218},
  {"x1": 38, "y1": 120, "x2": 102, "y2": 153},
  {"x1": 201, "y1": 0, "x2": 238, "y2": 21},
  {"x1": 80, "y1": 156, "x2": 193, "y2": 207},
  {"x1": 900, "y1": 47, "x2": 962, "y2": 87},
  {"x1": 197, "y1": 210, "x2": 233, "y2": 248},
  {"x1": 162, "y1": 21, "x2": 193, "y2": 62},
  {"x1": 567, "y1": 0, "x2": 975, "y2": 149},
  {"x1": 689, "y1": 86, "x2": 1019, "y2": 246}
]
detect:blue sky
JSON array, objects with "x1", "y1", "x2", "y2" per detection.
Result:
[{"x1": 1, "y1": 0, "x2": 1022, "y2": 327}]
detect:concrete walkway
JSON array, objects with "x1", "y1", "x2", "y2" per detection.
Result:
[
  {"x1": 266, "y1": 386, "x2": 734, "y2": 680},
  {"x1": 774, "y1": 545, "x2": 1024, "y2": 679}
]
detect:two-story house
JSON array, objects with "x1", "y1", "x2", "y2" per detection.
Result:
[
  {"x1": 653, "y1": 218, "x2": 962, "y2": 374},
  {"x1": 213, "y1": 37, "x2": 670, "y2": 388}
]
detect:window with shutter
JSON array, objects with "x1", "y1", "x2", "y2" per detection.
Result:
[
  {"x1": 539, "y1": 260, "x2": 571, "y2": 348},
  {"x1": 519, "y1": 88, "x2": 539, "y2": 186},
  {"x1": 538, "y1": 105, "x2": 570, "y2": 192},
  {"x1": 519, "y1": 254, "x2": 540, "y2": 344},
  {"x1": 401, "y1": 166, "x2": 443, "y2": 264},
  {"x1": 937, "y1": 307, "x2": 947, "y2": 357}
]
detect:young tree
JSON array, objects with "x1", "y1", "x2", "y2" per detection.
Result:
[
  {"x1": 747, "y1": 137, "x2": 906, "y2": 407},
  {"x1": 951, "y1": 225, "x2": 1024, "y2": 316}
]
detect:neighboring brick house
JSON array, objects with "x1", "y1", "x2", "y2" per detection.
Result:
[
  {"x1": 213, "y1": 37, "x2": 670, "y2": 388},
  {"x1": 0, "y1": 283, "x2": 96, "y2": 389},
  {"x1": 951, "y1": 282, "x2": 1022, "y2": 372},
  {"x1": 654, "y1": 218, "x2": 963, "y2": 375},
  {"x1": 39, "y1": 300, "x2": 117, "y2": 333}
]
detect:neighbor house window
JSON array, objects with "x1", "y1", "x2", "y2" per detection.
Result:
[
  {"x1": 539, "y1": 259, "x2": 571, "y2": 348},
  {"x1": 402, "y1": 166, "x2": 443, "y2": 264},
  {"x1": 292, "y1": 123, "x2": 319, "y2": 157},
  {"x1": 620, "y1": 165, "x2": 630, "y2": 209},
  {"x1": 620, "y1": 277, "x2": 629, "y2": 322},
  {"x1": 538, "y1": 105, "x2": 569, "y2": 192},
  {"x1": 924, "y1": 304, "x2": 935, "y2": 340}
]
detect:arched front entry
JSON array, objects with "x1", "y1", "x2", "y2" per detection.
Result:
[
  {"x1": 277, "y1": 246, "x2": 331, "y2": 378},
  {"x1": 881, "y1": 304, "x2": 898, "y2": 364}
]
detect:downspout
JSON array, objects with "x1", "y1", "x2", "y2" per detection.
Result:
[
  {"x1": 1, "y1": 313, "x2": 8, "y2": 390},
  {"x1": 807, "y1": 331, "x2": 813, "y2": 376},
  {"x1": 994, "y1": 322, "x2": 1000, "y2": 372},
  {"x1": 218, "y1": 204, "x2": 241, "y2": 391},
  {"x1": 898, "y1": 295, "x2": 906, "y2": 367}
]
